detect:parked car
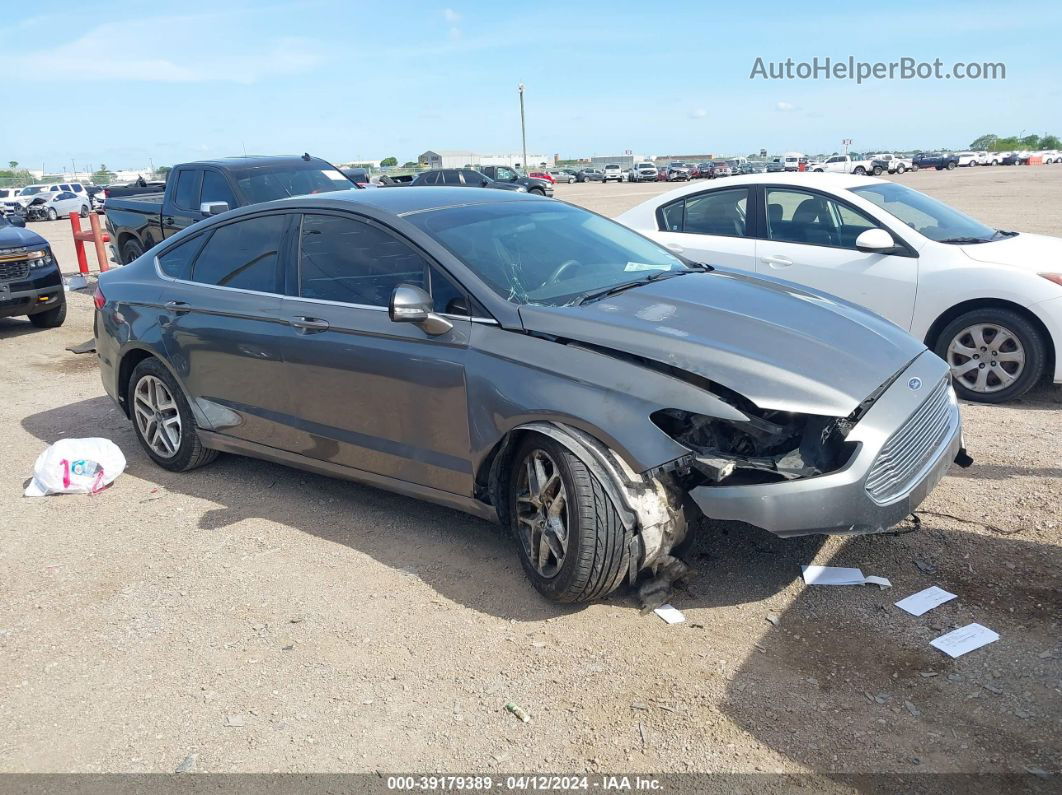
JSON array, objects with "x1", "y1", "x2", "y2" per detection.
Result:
[
  {"x1": 912, "y1": 152, "x2": 959, "y2": 170},
  {"x1": 36, "y1": 190, "x2": 91, "y2": 220},
  {"x1": 618, "y1": 173, "x2": 1062, "y2": 402},
  {"x1": 410, "y1": 169, "x2": 526, "y2": 193},
  {"x1": 548, "y1": 169, "x2": 576, "y2": 184},
  {"x1": 696, "y1": 163, "x2": 714, "y2": 179},
  {"x1": 867, "y1": 153, "x2": 915, "y2": 174},
  {"x1": 0, "y1": 187, "x2": 21, "y2": 207},
  {"x1": 985, "y1": 152, "x2": 1008, "y2": 166},
  {"x1": 3, "y1": 182, "x2": 88, "y2": 215},
  {"x1": 103, "y1": 178, "x2": 168, "y2": 200},
  {"x1": 687, "y1": 164, "x2": 702, "y2": 179},
  {"x1": 529, "y1": 171, "x2": 556, "y2": 184},
  {"x1": 780, "y1": 152, "x2": 806, "y2": 172},
  {"x1": 576, "y1": 168, "x2": 604, "y2": 183},
  {"x1": 0, "y1": 213, "x2": 66, "y2": 327},
  {"x1": 706, "y1": 161, "x2": 733, "y2": 179},
  {"x1": 94, "y1": 186, "x2": 966, "y2": 603},
  {"x1": 104, "y1": 154, "x2": 357, "y2": 264},
  {"x1": 667, "y1": 162, "x2": 692, "y2": 181},
  {"x1": 86, "y1": 185, "x2": 106, "y2": 212},
  {"x1": 656, "y1": 167, "x2": 669, "y2": 181},
  {"x1": 1001, "y1": 152, "x2": 1028, "y2": 166},
  {"x1": 624, "y1": 163, "x2": 658, "y2": 183},
  {"x1": 478, "y1": 165, "x2": 555, "y2": 196},
  {"x1": 1038, "y1": 150, "x2": 1060, "y2": 164},
  {"x1": 811, "y1": 154, "x2": 880, "y2": 175},
  {"x1": 341, "y1": 167, "x2": 373, "y2": 186},
  {"x1": 956, "y1": 151, "x2": 988, "y2": 167},
  {"x1": 765, "y1": 159, "x2": 786, "y2": 173},
  {"x1": 601, "y1": 164, "x2": 627, "y2": 183}
]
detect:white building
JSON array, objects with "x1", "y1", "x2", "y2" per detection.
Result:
[{"x1": 419, "y1": 150, "x2": 552, "y2": 169}]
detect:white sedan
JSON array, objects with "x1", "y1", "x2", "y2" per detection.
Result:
[
  {"x1": 617, "y1": 173, "x2": 1062, "y2": 402},
  {"x1": 40, "y1": 190, "x2": 91, "y2": 221}
]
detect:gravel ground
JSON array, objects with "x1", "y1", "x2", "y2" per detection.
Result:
[{"x1": 0, "y1": 166, "x2": 1059, "y2": 779}]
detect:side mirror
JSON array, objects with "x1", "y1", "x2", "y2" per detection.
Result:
[
  {"x1": 200, "y1": 201, "x2": 230, "y2": 216},
  {"x1": 389, "y1": 284, "x2": 453, "y2": 336},
  {"x1": 481, "y1": 179, "x2": 490, "y2": 187},
  {"x1": 855, "y1": 228, "x2": 896, "y2": 253},
  {"x1": 9, "y1": 214, "x2": 26, "y2": 227}
]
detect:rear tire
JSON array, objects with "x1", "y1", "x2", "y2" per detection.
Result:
[
  {"x1": 872, "y1": 166, "x2": 883, "y2": 176},
  {"x1": 128, "y1": 358, "x2": 219, "y2": 471},
  {"x1": 507, "y1": 435, "x2": 630, "y2": 603},
  {"x1": 80, "y1": 205, "x2": 89, "y2": 218},
  {"x1": 947, "y1": 161, "x2": 956, "y2": 170},
  {"x1": 121, "y1": 239, "x2": 145, "y2": 264},
  {"x1": 28, "y1": 299, "x2": 66, "y2": 328},
  {"x1": 895, "y1": 164, "x2": 906, "y2": 174},
  {"x1": 934, "y1": 308, "x2": 1046, "y2": 403},
  {"x1": 854, "y1": 166, "x2": 866, "y2": 175}
]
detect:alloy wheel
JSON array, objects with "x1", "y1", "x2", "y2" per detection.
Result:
[
  {"x1": 946, "y1": 323, "x2": 1026, "y2": 394},
  {"x1": 514, "y1": 449, "x2": 569, "y2": 578},
  {"x1": 133, "y1": 375, "x2": 183, "y2": 458}
]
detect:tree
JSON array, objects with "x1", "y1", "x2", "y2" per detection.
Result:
[
  {"x1": 969, "y1": 134, "x2": 998, "y2": 150},
  {"x1": 1041, "y1": 134, "x2": 1061, "y2": 150},
  {"x1": 8, "y1": 161, "x2": 17, "y2": 169},
  {"x1": 380, "y1": 156, "x2": 398, "y2": 167},
  {"x1": 402, "y1": 161, "x2": 417, "y2": 168},
  {"x1": 156, "y1": 165, "x2": 172, "y2": 177},
  {"x1": 92, "y1": 164, "x2": 117, "y2": 184}
]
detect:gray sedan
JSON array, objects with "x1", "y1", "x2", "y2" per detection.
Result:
[{"x1": 95, "y1": 188, "x2": 967, "y2": 603}]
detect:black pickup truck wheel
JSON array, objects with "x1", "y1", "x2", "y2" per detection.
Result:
[{"x1": 121, "y1": 240, "x2": 145, "y2": 265}]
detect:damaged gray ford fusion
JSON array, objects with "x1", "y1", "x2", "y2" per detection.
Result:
[{"x1": 95, "y1": 188, "x2": 970, "y2": 604}]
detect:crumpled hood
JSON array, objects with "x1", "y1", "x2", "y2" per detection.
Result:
[
  {"x1": 518, "y1": 270, "x2": 926, "y2": 417},
  {"x1": 0, "y1": 224, "x2": 48, "y2": 250},
  {"x1": 959, "y1": 232, "x2": 1062, "y2": 272}
]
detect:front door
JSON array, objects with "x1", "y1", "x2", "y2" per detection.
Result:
[
  {"x1": 651, "y1": 186, "x2": 759, "y2": 271},
  {"x1": 278, "y1": 211, "x2": 474, "y2": 496},
  {"x1": 162, "y1": 169, "x2": 206, "y2": 240},
  {"x1": 756, "y1": 187, "x2": 918, "y2": 329}
]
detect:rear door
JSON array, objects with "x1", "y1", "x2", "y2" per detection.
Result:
[
  {"x1": 162, "y1": 168, "x2": 205, "y2": 239},
  {"x1": 756, "y1": 186, "x2": 917, "y2": 328},
  {"x1": 650, "y1": 186, "x2": 759, "y2": 270},
  {"x1": 277, "y1": 211, "x2": 474, "y2": 495},
  {"x1": 158, "y1": 211, "x2": 298, "y2": 448}
]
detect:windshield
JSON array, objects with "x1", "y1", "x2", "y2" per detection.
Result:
[
  {"x1": 20, "y1": 186, "x2": 45, "y2": 196},
  {"x1": 235, "y1": 164, "x2": 354, "y2": 203},
  {"x1": 405, "y1": 201, "x2": 690, "y2": 306},
  {"x1": 850, "y1": 182, "x2": 1001, "y2": 243}
]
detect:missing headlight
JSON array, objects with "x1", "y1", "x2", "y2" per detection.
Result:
[{"x1": 652, "y1": 407, "x2": 856, "y2": 486}]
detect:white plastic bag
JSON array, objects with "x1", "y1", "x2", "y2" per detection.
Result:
[{"x1": 24, "y1": 438, "x2": 126, "y2": 497}]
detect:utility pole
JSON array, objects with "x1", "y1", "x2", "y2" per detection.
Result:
[{"x1": 518, "y1": 83, "x2": 527, "y2": 172}]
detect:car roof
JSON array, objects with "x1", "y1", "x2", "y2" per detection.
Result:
[
  {"x1": 180, "y1": 155, "x2": 333, "y2": 169},
  {"x1": 266, "y1": 185, "x2": 543, "y2": 216}
]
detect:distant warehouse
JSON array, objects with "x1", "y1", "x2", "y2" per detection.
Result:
[{"x1": 418, "y1": 150, "x2": 553, "y2": 169}]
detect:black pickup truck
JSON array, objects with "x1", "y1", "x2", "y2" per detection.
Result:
[
  {"x1": 104, "y1": 154, "x2": 356, "y2": 264},
  {"x1": 477, "y1": 166, "x2": 554, "y2": 197},
  {"x1": 912, "y1": 151, "x2": 959, "y2": 171}
]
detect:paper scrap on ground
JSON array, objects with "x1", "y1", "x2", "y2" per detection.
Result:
[
  {"x1": 930, "y1": 623, "x2": 999, "y2": 658},
  {"x1": 895, "y1": 586, "x2": 957, "y2": 616},
  {"x1": 802, "y1": 565, "x2": 867, "y2": 585},
  {"x1": 863, "y1": 576, "x2": 893, "y2": 589},
  {"x1": 654, "y1": 604, "x2": 685, "y2": 625}
]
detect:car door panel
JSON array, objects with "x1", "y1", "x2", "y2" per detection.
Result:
[
  {"x1": 162, "y1": 169, "x2": 206, "y2": 239},
  {"x1": 758, "y1": 187, "x2": 917, "y2": 329},
  {"x1": 652, "y1": 186, "x2": 758, "y2": 271},
  {"x1": 278, "y1": 212, "x2": 474, "y2": 496}
]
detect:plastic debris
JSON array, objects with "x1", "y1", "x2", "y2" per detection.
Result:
[
  {"x1": 653, "y1": 604, "x2": 685, "y2": 625},
  {"x1": 24, "y1": 438, "x2": 126, "y2": 497},
  {"x1": 505, "y1": 701, "x2": 530, "y2": 723},
  {"x1": 801, "y1": 565, "x2": 890, "y2": 587}
]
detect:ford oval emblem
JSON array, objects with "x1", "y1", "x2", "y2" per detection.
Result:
[{"x1": 908, "y1": 377, "x2": 922, "y2": 390}]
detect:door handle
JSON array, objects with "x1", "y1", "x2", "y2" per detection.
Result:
[
  {"x1": 163, "y1": 216, "x2": 174, "y2": 225},
  {"x1": 761, "y1": 255, "x2": 793, "y2": 268},
  {"x1": 164, "y1": 300, "x2": 191, "y2": 313},
  {"x1": 290, "y1": 316, "x2": 330, "y2": 333}
]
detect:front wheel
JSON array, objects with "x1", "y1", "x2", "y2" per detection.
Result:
[
  {"x1": 507, "y1": 435, "x2": 629, "y2": 603},
  {"x1": 934, "y1": 308, "x2": 1046, "y2": 402},
  {"x1": 29, "y1": 299, "x2": 66, "y2": 328},
  {"x1": 872, "y1": 166, "x2": 883, "y2": 176},
  {"x1": 128, "y1": 358, "x2": 219, "y2": 471},
  {"x1": 80, "y1": 204, "x2": 89, "y2": 218},
  {"x1": 895, "y1": 164, "x2": 906, "y2": 174},
  {"x1": 529, "y1": 187, "x2": 546, "y2": 196},
  {"x1": 47, "y1": 208, "x2": 58, "y2": 221}
]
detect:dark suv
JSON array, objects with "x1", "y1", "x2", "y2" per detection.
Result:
[
  {"x1": 410, "y1": 169, "x2": 526, "y2": 191},
  {"x1": 0, "y1": 214, "x2": 66, "y2": 328}
]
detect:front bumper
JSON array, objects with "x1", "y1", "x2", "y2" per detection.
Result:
[
  {"x1": 689, "y1": 351, "x2": 964, "y2": 537},
  {"x1": 0, "y1": 273, "x2": 64, "y2": 318}
]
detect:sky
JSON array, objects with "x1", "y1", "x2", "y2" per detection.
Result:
[{"x1": 4, "y1": 0, "x2": 1061, "y2": 172}]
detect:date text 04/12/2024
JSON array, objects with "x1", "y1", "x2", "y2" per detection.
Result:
[{"x1": 386, "y1": 775, "x2": 663, "y2": 791}]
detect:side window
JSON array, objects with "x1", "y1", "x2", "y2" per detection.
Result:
[
  {"x1": 57, "y1": 192, "x2": 75, "y2": 200},
  {"x1": 767, "y1": 189, "x2": 880, "y2": 249},
  {"x1": 72, "y1": 184, "x2": 84, "y2": 193},
  {"x1": 659, "y1": 200, "x2": 684, "y2": 232},
  {"x1": 172, "y1": 169, "x2": 201, "y2": 211},
  {"x1": 461, "y1": 170, "x2": 485, "y2": 186},
  {"x1": 682, "y1": 189, "x2": 749, "y2": 237},
  {"x1": 191, "y1": 214, "x2": 286, "y2": 292},
  {"x1": 418, "y1": 171, "x2": 439, "y2": 186},
  {"x1": 157, "y1": 234, "x2": 205, "y2": 281},
  {"x1": 49, "y1": 186, "x2": 59, "y2": 192},
  {"x1": 201, "y1": 171, "x2": 237, "y2": 207},
  {"x1": 442, "y1": 170, "x2": 462, "y2": 185},
  {"x1": 429, "y1": 267, "x2": 472, "y2": 315},
  {"x1": 298, "y1": 214, "x2": 427, "y2": 306},
  {"x1": 60, "y1": 184, "x2": 72, "y2": 192},
  {"x1": 495, "y1": 167, "x2": 515, "y2": 181}
]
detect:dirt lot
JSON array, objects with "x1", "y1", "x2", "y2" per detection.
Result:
[{"x1": 1, "y1": 166, "x2": 1059, "y2": 780}]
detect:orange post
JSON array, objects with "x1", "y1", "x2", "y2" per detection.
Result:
[{"x1": 69, "y1": 211, "x2": 112, "y2": 274}]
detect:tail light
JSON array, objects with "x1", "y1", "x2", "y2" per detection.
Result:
[{"x1": 93, "y1": 285, "x2": 106, "y2": 310}]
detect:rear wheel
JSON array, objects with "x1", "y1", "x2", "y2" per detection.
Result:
[
  {"x1": 895, "y1": 164, "x2": 906, "y2": 174},
  {"x1": 80, "y1": 204, "x2": 89, "y2": 218},
  {"x1": 947, "y1": 161, "x2": 956, "y2": 170},
  {"x1": 854, "y1": 166, "x2": 866, "y2": 175},
  {"x1": 121, "y1": 239, "x2": 145, "y2": 264},
  {"x1": 128, "y1": 358, "x2": 219, "y2": 471},
  {"x1": 934, "y1": 308, "x2": 1046, "y2": 402},
  {"x1": 28, "y1": 299, "x2": 66, "y2": 328},
  {"x1": 507, "y1": 435, "x2": 629, "y2": 603},
  {"x1": 872, "y1": 165, "x2": 883, "y2": 176}
]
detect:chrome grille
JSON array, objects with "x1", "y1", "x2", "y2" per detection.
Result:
[
  {"x1": 865, "y1": 377, "x2": 955, "y2": 504},
  {"x1": 0, "y1": 259, "x2": 31, "y2": 282}
]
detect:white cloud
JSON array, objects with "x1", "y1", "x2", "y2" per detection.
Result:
[
  {"x1": 688, "y1": 108, "x2": 708, "y2": 119},
  {"x1": 775, "y1": 101, "x2": 798, "y2": 112},
  {"x1": 443, "y1": 8, "x2": 461, "y2": 22},
  {"x1": 449, "y1": 26, "x2": 463, "y2": 40},
  {"x1": 10, "y1": 13, "x2": 323, "y2": 84}
]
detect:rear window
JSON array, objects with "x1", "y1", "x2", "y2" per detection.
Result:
[
  {"x1": 234, "y1": 163, "x2": 354, "y2": 203},
  {"x1": 191, "y1": 214, "x2": 287, "y2": 292},
  {"x1": 157, "y1": 234, "x2": 205, "y2": 280}
]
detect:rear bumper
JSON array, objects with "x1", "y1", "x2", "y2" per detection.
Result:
[{"x1": 689, "y1": 352, "x2": 964, "y2": 537}]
